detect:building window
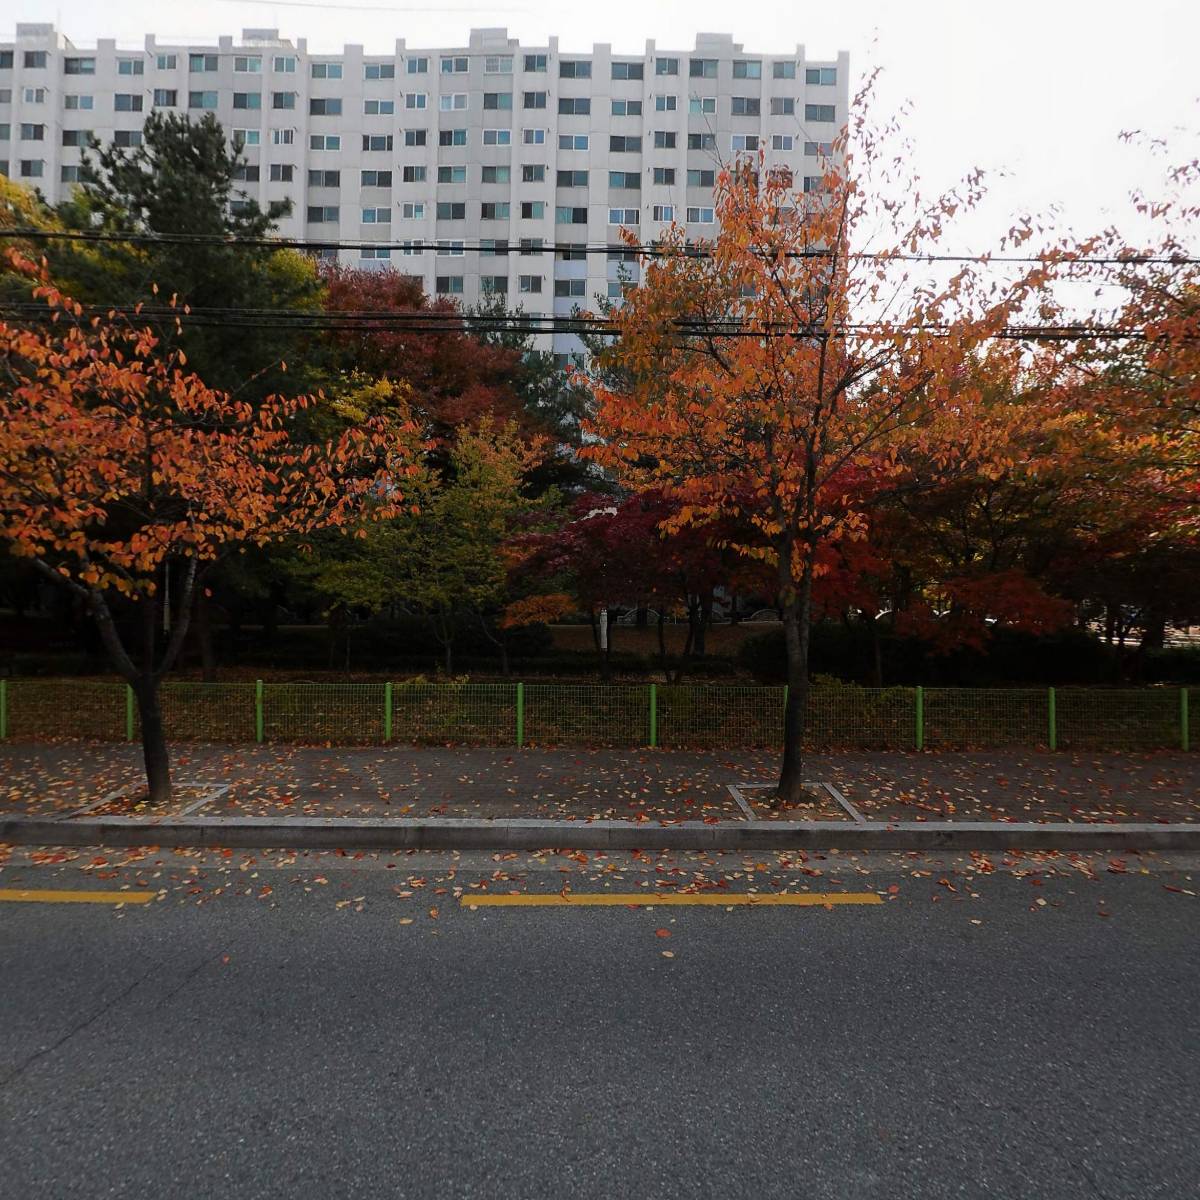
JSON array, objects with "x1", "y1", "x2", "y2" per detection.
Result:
[
  {"x1": 770, "y1": 97, "x2": 795, "y2": 116},
  {"x1": 401, "y1": 202, "x2": 425, "y2": 218},
  {"x1": 362, "y1": 207, "x2": 391, "y2": 223},
  {"x1": 655, "y1": 57, "x2": 679, "y2": 76},
  {"x1": 519, "y1": 275, "x2": 542, "y2": 293},
  {"x1": 362, "y1": 134, "x2": 394, "y2": 151},
  {"x1": 361, "y1": 247, "x2": 392, "y2": 260},
  {"x1": 609, "y1": 135, "x2": 642, "y2": 153},
  {"x1": 557, "y1": 169, "x2": 588, "y2": 187},
  {"x1": 651, "y1": 204, "x2": 674, "y2": 221},
  {"x1": 24, "y1": 51, "x2": 49, "y2": 69},
  {"x1": 523, "y1": 91, "x2": 547, "y2": 109},
  {"x1": 559, "y1": 60, "x2": 591, "y2": 78},
  {"x1": 153, "y1": 89, "x2": 177, "y2": 107},
  {"x1": 806, "y1": 67, "x2": 837, "y2": 86},
  {"x1": 436, "y1": 240, "x2": 465, "y2": 256},
  {"x1": 20, "y1": 160, "x2": 45, "y2": 178},
  {"x1": 310, "y1": 97, "x2": 342, "y2": 115},
  {"x1": 804, "y1": 140, "x2": 833, "y2": 156},
  {"x1": 405, "y1": 92, "x2": 428, "y2": 109},
  {"x1": 554, "y1": 278, "x2": 586, "y2": 297},
  {"x1": 115, "y1": 94, "x2": 144, "y2": 112},
  {"x1": 272, "y1": 92, "x2": 297, "y2": 109},
  {"x1": 234, "y1": 56, "x2": 262, "y2": 73},
  {"x1": 61, "y1": 129, "x2": 91, "y2": 147},
  {"x1": 156, "y1": 53, "x2": 177, "y2": 70},
  {"x1": 653, "y1": 167, "x2": 675, "y2": 185},
  {"x1": 307, "y1": 206, "x2": 339, "y2": 223},
  {"x1": 480, "y1": 201, "x2": 511, "y2": 219},
  {"x1": 439, "y1": 56, "x2": 467, "y2": 74},
  {"x1": 272, "y1": 128, "x2": 295, "y2": 145},
  {"x1": 437, "y1": 201, "x2": 466, "y2": 220},
  {"x1": 731, "y1": 134, "x2": 760, "y2": 152},
  {"x1": 311, "y1": 62, "x2": 343, "y2": 79},
  {"x1": 64, "y1": 57, "x2": 96, "y2": 75},
  {"x1": 772, "y1": 134, "x2": 795, "y2": 151},
  {"x1": 654, "y1": 95, "x2": 677, "y2": 112},
  {"x1": 519, "y1": 237, "x2": 544, "y2": 255},
  {"x1": 481, "y1": 239, "x2": 509, "y2": 256},
  {"x1": 521, "y1": 164, "x2": 545, "y2": 182},
  {"x1": 404, "y1": 129, "x2": 428, "y2": 146},
  {"x1": 687, "y1": 169, "x2": 715, "y2": 187},
  {"x1": 482, "y1": 129, "x2": 511, "y2": 146},
  {"x1": 484, "y1": 55, "x2": 513, "y2": 74},
  {"x1": 689, "y1": 58, "x2": 717, "y2": 79},
  {"x1": 117, "y1": 58, "x2": 145, "y2": 76},
  {"x1": 438, "y1": 165, "x2": 467, "y2": 183},
  {"x1": 731, "y1": 97, "x2": 760, "y2": 116},
  {"x1": 233, "y1": 164, "x2": 260, "y2": 182},
  {"x1": 653, "y1": 131, "x2": 676, "y2": 149},
  {"x1": 524, "y1": 128, "x2": 547, "y2": 145},
  {"x1": 608, "y1": 207, "x2": 640, "y2": 225},
  {"x1": 61, "y1": 165, "x2": 82, "y2": 182},
  {"x1": 482, "y1": 165, "x2": 511, "y2": 183},
  {"x1": 189, "y1": 54, "x2": 218, "y2": 73},
  {"x1": 804, "y1": 103, "x2": 836, "y2": 122},
  {"x1": 113, "y1": 130, "x2": 143, "y2": 148},
  {"x1": 361, "y1": 169, "x2": 392, "y2": 187},
  {"x1": 439, "y1": 92, "x2": 468, "y2": 111},
  {"x1": 687, "y1": 132, "x2": 716, "y2": 150},
  {"x1": 436, "y1": 275, "x2": 464, "y2": 294},
  {"x1": 365, "y1": 62, "x2": 395, "y2": 80},
  {"x1": 558, "y1": 244, "x2": 586, "y2": 261},
  {"x1": 774, "y1": 61, "x2": 796, "y2": 79},
  {"x1": 611, "y1": 99, "x2": 641, "y2": 116},
  {"x1": 438, "y1": 128, "x2": 467, "y2": 147},
  {"x1": 270, "y1": 164, "x2": 295, "y2": 182},
  {"x1": 608, "y1": 170, "x2": 639, "y2": 189},
  {"x1": 407, "y1": 56, "x2": 428, "y2": 74},
  {"x1": 555, "y1": 206, "x2": 587, "y2": 224},
  {"x1": 612, "y1": 61, "x2": 644, "y2": 81},
  {"x1": 689, "y1": 96, "x2": 716, "y2": 114},
  {"x1": 558, "y1": 134, "x2": 588, "y2": 151},
  {"x1": 481, "y1": 275, "x2": 508, "y2": 294},
  {"x1": 686, "y1": 206, "x2": 714, "y2": 222},
  {"x1": 559, "y1": 97, "x2": 591, "y2": 115},
  {"x1": 732, "y1": 60, "x2": 762, "y2": 79},
  {"x1": 402, "y1": 165, "x2": 427, "y2": 182},
  {"x1": 524, "y1": 54, "x2": 547, "y2": 72},
  {"x1": 364, "y1": 99, "x2": 395, "y2": 115},
  {"x1": 307, "y1": 168, "x2": 338, "y2": 186},
  {"x1": 483, "y1": 91, "x2": 512, "y2": 110},
  {"x1": 520, "y1": 201, "x2": 545, "y2": 219},
  {"x1": 310, "y1": 134, "x2": 341, "y2": 150},
  {"x1": 188, "y1": 91, "x2": 218, "y2": 109},
  {"x1": 65, "y1": 94, "x2": 94, "y2": 110},
  {"x1": 233, "y1": 92, "x2": 261, "y2": 110},
  {"x1": 273, "y1": 56, "x2": 296, "y2": 72}
]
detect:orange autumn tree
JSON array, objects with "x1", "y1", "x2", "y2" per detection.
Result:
[
  {"x1": 0, "y1": 251, "x2": 418, "y2": 802},
  {"x1": 584, "y1": 93, "x2": 1063, "y2": 803}
]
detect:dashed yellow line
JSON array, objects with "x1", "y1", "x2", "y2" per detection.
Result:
[
  {"x1": 0, "y1": 888, "x2": 154, "y2": 906},
  {"x1": 462, "y1": 892, "x2": 882, "y2": 909}
]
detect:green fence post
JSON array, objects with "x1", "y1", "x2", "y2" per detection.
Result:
[
  {"x1": 914, "y1": 686, "x2": 924, "y2": 752},
  {"x1": 1047, "y1": 687, "x2": 1057, "y2": 751},
  {"x1": 648, "y1": 683, "x2": 657, "y2": 748},
  {"x1": 125, "y1": 684, "x2": 134, "y2": 742},
  {"x1": 1182, "y1": 687, "x2": 1190, "y2": 753},
  {"x1": 255, "y1": 679, "x2": 264, "y2": 744},
  {"x1": 516, "y1": 681, "x2": 525, "y2": 748},
  {"x1": 0, "y1": 679, "x2": 7, "y2": 740},
  {"x1": 385, "y1": 681, "x2": 393, "y2": 743}
]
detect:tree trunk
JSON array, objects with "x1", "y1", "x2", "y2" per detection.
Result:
[
  {"x1": 777, "y1": 562, "x2": 814, "y2": 806},
  {"x1": 195, "y1": 585, "x2": 217, "y2": 682},
  {"x1": 134, "y1": 676, "x2": 172, "y2": 804},
  {"x1": 870, "y1": 616, "x2": 884, "y2": 689},
  {"x1": 657, "y1": 608, "x2": 669, "y2": 682},
  {"x1": 695, "y1": 591, "x2": 712, "y2": 657}
]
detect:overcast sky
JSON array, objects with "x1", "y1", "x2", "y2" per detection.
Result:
[{"x1": 8, "y1": 0, "x2": 1198, "y2": 255}]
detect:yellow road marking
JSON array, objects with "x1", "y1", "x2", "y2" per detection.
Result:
[
  {"x1": 462, "y1": 892, "x2": 882, "y2": 909},
  {"x1": 0, "y1": 888, "x2": 155, "y2": 906}
]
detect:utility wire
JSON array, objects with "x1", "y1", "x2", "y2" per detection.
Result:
[{"x1": 3, "y1": 227, "x2": 1196, "y2": 266}]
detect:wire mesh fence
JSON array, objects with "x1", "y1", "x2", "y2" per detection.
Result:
[{"x1": 0, "y1": 678, "x2": 1193, "y2": 752}]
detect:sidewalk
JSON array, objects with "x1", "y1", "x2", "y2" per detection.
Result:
[{"x1": 1, "y1": 742, "x2": 1197, "y2": 825}]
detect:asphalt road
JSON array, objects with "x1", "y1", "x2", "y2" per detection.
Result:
[{"x1": 0, "y1": 847, "x2": 1197, "y2": 1199}]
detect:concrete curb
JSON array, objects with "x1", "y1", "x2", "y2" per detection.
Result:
[{"x1": 3, "y1": 815, "x2": 1199, "y2": 853}]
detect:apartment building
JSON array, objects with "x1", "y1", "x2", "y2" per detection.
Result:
[{"x1": 0, "y1": 23, "x2": 849, "y2": 359}]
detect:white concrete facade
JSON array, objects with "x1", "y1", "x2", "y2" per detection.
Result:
[{"x1": 0, "y1": 23, "x2": 849, "y2": 359}]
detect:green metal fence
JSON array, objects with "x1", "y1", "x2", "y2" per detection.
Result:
[{"x1": 0, "y1": 678, "x2": 1193, "y2": 752}]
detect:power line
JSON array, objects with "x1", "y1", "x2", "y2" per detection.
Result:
[
  {"x1": 0, "y1": 300, "x2": 1179, "y2": 342},
  {"x1": 3, "y1": 227, "x2": 1196, "y2": 266}
]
